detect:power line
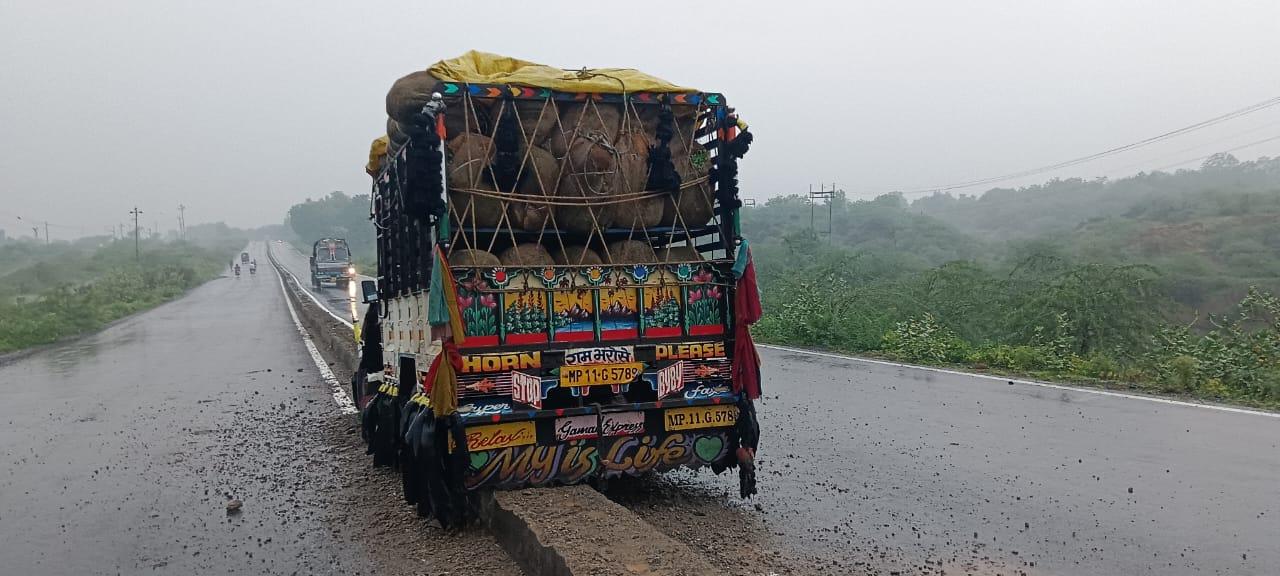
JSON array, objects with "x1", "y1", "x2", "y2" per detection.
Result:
[
  {"x1": 887, "y1": 94, "x2": 1280, "y2": 196},
  {"x1": 1149, "y1": 134, "x2": 1280, "y2": 172},
  {"x1": 1105, "y1": 119, "x2": 1280, "y2": 174}
]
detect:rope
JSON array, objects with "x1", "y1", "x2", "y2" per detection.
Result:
[{"x1": 448, "y1": 175, "x2": 709, "y2": 204}]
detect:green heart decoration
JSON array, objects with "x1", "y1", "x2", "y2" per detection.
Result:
[
  {"x1": 693, "y1": 435, "x2": 725, "y2": 463},
  {"x1": 469, "y1": 450, "x2": 491, "y2": 471}
]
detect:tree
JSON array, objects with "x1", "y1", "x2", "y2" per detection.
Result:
[
  {"x1": 286, "y1": 192, "x2": 374, "y2": 257},
  {"x1": 1202, "y1": 153, "x2": 1240, "y2": 171}
]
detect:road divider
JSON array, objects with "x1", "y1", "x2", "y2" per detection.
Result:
[
  {"x1": 268, "y1": 244, "x2": 357, "y2": 414},
  {"x1": 480, "y1": 486, "x2": 725, "y2": 576},
  {"x1": 269, "y1": 242, "x2": 355, "y2": 329}
]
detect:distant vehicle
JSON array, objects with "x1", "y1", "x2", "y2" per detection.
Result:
[
  {"x1": 309, "y1": 238, "x2": 355, "y2": 289},
  {"x1": 240, "y1": 252, "x2": 250, "y2": 263}
]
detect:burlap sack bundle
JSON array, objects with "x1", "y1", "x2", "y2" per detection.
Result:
[
  {"x1": 449, "y1": 249, "x2": 501, "y2": 267},
  {"x1": 498, "y1": 243, "x2": 555, "y2": 266},
  {"x1": 546, "y1": 103, "x2": 623, "y2": 158},
  {"x1": 387, "y1": 71, "x2": 495, "y2": 139},
  {"x1": 605, "y1": 240, "x2": 657, "y2": 264},
  {"x1": 661, "y1": 140, "x2": 715, "y2": 227},
  {"x1": 387, "y1": 118, "x2": 410, "y2": 147},
  {"x1": 512, "y1": 100, "x2": 558, "y2": 147},
  {"x1": 657, "y1": 244, "x2": 702, "y2": 262},
  {"x1": 447, "y1": 133, "x2": 507, "y2": 228},
  {"x1": 634, "y1": 105, "x2": 715, "y2": 227},
  {"x1": 551, "y1": 245, "x2": 604, "y2": 266},
  {"x1": 386, "y1": 71, "x2": 436, "y2": 124},
  {"x1": 509, "y1": 145, "x2": 560, "y2": 232},
  {"x1": 606, "y1": 131, "x2": 663, "y2": 229},
  {"x1": 555, "y1": 134, "x2": 617, "y2": 232}
]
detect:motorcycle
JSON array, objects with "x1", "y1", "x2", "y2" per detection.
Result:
[{"x1": 234, "y1": 264, "x2": 241, "y2": 277}]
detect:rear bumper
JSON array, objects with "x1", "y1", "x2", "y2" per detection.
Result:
[
  {"x1": 314, "y1": 269, "x2": 353, "y2": 280},
  {"x1": 456, "y1": 394, "x2": 744, "y2": 490},
  {"x1": 458, "y1": 393, "x2": 738, "y2": 425}
]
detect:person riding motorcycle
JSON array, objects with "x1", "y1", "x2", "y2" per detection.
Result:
[
  {"x1": 249, "y1": 260, "x2": 257, "y2": 275},
  {"x1": 234, "y1": 264, "x2": 241, "y2": 276}
]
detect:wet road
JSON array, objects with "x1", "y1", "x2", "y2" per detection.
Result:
[
  {"x1": 8, "y1": 241, "x2": 1277, "y2": 575},
  {"x1": 631, "y1": 346, "x2": 1280, "y2": 575},
  {"x1": 269, "y1": 241, "x2": 367, "y2": 326},
  {"x1": 0, "y1": 242, "x2": 518, "y2": 575}
]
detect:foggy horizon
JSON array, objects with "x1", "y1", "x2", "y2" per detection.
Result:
[{"x1": 3, "y1": 0, "x2": 1279, "y2": 239}]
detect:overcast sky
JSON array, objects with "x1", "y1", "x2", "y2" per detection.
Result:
[{"x1": 3, "y1": 0, "x2": 1279, "y2": 239}]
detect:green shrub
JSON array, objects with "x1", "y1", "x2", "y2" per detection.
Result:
[
  {"x1": 1079, "y1": 354, "x2": 1120, "y2": 379},
  {"x1": 883, "y1": 313, "x2": 969, "y2": 363}
]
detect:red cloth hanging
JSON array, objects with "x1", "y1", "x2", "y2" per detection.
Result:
[{"x1": 732, "y1": 249, "x2": 763, "y2": 400}]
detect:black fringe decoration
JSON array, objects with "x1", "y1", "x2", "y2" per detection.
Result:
[
  {"x1": 489, "y1": 100, "x2": 523, "y2": 192},
  {"x1": 646, "y1": 104, "x2": 682, "y2": 192},
  {"x1": 403, "y1": 105, "x2": 447, "y2": 222}
]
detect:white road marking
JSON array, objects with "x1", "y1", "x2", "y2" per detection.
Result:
[
  {"x1": 266, "y1": 243, "x2": 355, "y2": 329},
  {"x1": 759, "y1": 343, "x2": 1280, "y2": 419},
  {"x1": 273, "y1": 257, "x2": 357, "y2": 415}
]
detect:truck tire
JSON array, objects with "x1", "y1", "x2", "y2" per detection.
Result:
[{"x1": 311, "y1": 274, "x2": 320, "y2": 289}]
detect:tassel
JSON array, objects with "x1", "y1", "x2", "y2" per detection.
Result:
[{"x1": 646, "y1": 103, "x2": 682, "y2": 192}]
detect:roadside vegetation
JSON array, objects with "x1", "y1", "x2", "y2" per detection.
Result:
[
  {"x1": 748, "y1": 154, "x2": 1280, "y2": 409},
  {"x1": 286, "y1": 191, "x2": 376, "y2": 273},
  {"x1": 280, "y1": 155, "x2": 1280, "y2": 409},
  {"x1": 0, "y1": 229, "x2": 246, "y2": 354}
]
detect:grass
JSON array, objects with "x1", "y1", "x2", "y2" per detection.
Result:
[{"x1": 0, "y1": 239, "x2": 239, "y2": 354}]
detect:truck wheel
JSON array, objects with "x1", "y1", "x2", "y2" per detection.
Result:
[{"x1": 311, "y1": 274, "x2": 320, "y2": 289}]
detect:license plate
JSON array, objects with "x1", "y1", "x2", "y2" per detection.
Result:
[
  {"x1": 560, "y1": 362, "x2": 644, "y2": 387},
  {"x1": 664, "y1": 405, "x2": 738, "y2": 431}
]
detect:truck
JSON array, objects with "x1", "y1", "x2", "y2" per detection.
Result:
[
  {"x1": 309, "y1": 238, "x2": 355, "y2": 289},
  {"x1": 359, "y1": 51, "x2": 761, "y2": 522}
]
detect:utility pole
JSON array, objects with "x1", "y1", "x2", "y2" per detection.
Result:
[
  {"x1": 808, "y1": 183, "x2": 839, "y2": 239},
  {"x1": 177, "y1": 204, "x2": 186, "y2": 240},
  {"x1": 44, "y1": 221, "x2": 49, "y2": 245},
  {"x1": 130, "y1": 206, "x2": 143, "y2": 260}
]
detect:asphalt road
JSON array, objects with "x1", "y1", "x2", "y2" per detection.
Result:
[
  {"x1": 5, "y1": 241, "x2": 1278, "y2": 576},
  {"x1": 622, "y1": 346, "x2": 1280, "y2": 575},
  {"x1": 0, "y1": 242, "x2": 518, "y2": 576},
  {"x1": 269, "y1": 240, "x2": 367, "y2": 326}
]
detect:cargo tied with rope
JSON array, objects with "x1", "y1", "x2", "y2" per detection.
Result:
[{"x1": 361, "y1": 51, "x2": 761, "y2": 520}]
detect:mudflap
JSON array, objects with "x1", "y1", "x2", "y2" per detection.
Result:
[
  {"x1": 397, "y1": 405, "x2": 478, "y2": 529},
  {"x1": 710, "y1": 398, "x2": 760, "y2": 498}
]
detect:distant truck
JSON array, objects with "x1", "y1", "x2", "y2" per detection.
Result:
[
  {"x1": 240, "y1": 251, "x2": 249, "y2": 263},
  {"x1": 309, "y1": 238, "x2": 355, "y2": 289}
]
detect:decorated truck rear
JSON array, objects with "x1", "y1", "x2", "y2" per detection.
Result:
[{"x1": 361, "y1": 51, "x2": 762, "y2": 520}]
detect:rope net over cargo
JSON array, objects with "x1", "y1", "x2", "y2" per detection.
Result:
[{"x1": 370, "y1": 53, "x2": 752, "y2": 299}]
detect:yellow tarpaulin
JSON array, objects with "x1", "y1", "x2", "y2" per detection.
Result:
[
  {"x1": 428, "y1": 50, "x2": 696, "y2": 94},
  {"x1": 366, "y1": 135, "x2": 388, "y2": 176}
]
